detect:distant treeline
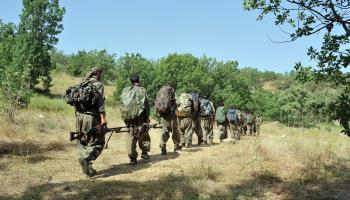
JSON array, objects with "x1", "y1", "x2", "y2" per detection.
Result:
[{"x1": 51, "y1": 49, "x2": 341, "y2": 127}]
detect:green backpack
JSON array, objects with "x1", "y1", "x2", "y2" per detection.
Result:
[
  {"x1": 64, "y1": 79, "x2": 99, "y2": 112},
  {"x1": 119, "y1": 86, "x2": 147, "y2": 123},
  {"x1": 246, "y1": 114, "x2": 253, "y2": 124},
  {"x1": 176, "y1": 93, "x2": 192, "y2": 117},
  {"x1": 215, "y1": 106, "x2": 227, "y2": 124}
]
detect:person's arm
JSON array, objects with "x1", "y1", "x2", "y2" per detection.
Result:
[
  {"x1": 95, "y1": 82, "x2": 107, "y2": 125},
  {"x1": 144, "y1": 88, "x2": 150, "y2": 122}
]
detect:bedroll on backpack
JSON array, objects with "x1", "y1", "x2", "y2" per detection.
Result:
[
  {"x1": 215, "y1": 107, "x2": 227, "y2": 124},
  {"x1": 246, "y1": 114, "x2": 253, "y2": 124},
  {"x1": 155, "y1": 86, "x2": 174, "y2": 114},
  {"x1": 200, "y1": 99, "x2": 213, "y2": 117},
  {"x1": 176, "y1": 93, "x2": 192, "y2": 117},
  {"x1": 227, "y1": 109, "x2": 237, "y2": 123},
  {"x1": 191, "y1": 93, "x2": 200, "y2": 112},
  {"x1": 119, "y1": 86, "x2": 147, "y2": 123},
  {"x1": 64, "y1": 80, "x2": 99, "y2": 112}
]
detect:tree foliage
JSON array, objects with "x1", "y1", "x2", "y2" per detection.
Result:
[
  {"x1": 67, "y1": 49, "x2": 117, "y2": 82},
  {"x1": 244, "y1": 0, "x2": 350, "y2": 134},
  {"x1": 53, "y1": 50, "x2": 343, "y2": 127},
  {"x1": 0, "y1": 21, "x2": 31, "y2": 121},
  {"x1": 0, "y1": 0, "x2": 64, "y2": 121},
  {"x1": 18, "y1": 0, "x2": 65, "y2": 90}
]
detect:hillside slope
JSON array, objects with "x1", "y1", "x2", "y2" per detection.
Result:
[{"x1": 0, "y1": 73, "x2": 349, "y2": 200}]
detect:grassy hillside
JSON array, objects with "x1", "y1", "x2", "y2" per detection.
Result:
[{"x1": 0, "y1": 73, "x2": 349, "y2": 200}]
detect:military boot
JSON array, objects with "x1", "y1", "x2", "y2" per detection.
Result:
[
  {"x1": 130, "y1": 158, "x2": 137, "y2": 165},
  {"x1": 161, "y1": 146, "x2": 167, "y2": 155},
  {"x1": 184, "y1": 143, "x2": 191, "y2": 148},
  {"x1": 174, "y1": 144, "x2": 182, "y2": 152},
  {"x1": 141, "y1": 151, "x2": 150, "y2": 160},
  {"x1": 78, "y1": 158, "x2": 89, "y2": 176},
  {"x1": 209, "y1": 139, "x2": 214, "y2": 144},
  {"x1": 87, "y1": 163, "x2": 97, "y2": 177}
]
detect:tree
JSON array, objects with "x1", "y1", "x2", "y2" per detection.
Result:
[
  {"x1": 50, "y1": 49, "x2": 70, "y2": 72},
  {"x1": 0, "y1": 21, "x2": 31, "y2": 122},
  {"x1": 114, "y1": 53, "x2": 155, "y2": 101},
  {"x1": 244, "y1": 0, "x2": 350, "y2": 133},
  {"x1": 67, "y1": 49, "x2": 117, "y2": 82},
  {"x1": 278, "y1": 84, "x2": 314, "y2": 127},
  {"x1": 250, "y1": 89, "x2": 280, "y2": 120},
  {"x1": 18, "y1": 0, "x2": 65, "y2": 90},
  {"x1": 210, "y1": 61, "x2": 252, "y2": 109}
]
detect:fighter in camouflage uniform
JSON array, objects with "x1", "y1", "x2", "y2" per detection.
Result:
[
  {"x1": 176, "y1": 90, "x2": 194, "y2": 148},
  {"x1": 255, "y1": 114, "x2": 263, "y2": 136},
  {"x1": 156, "y1": 82, "x2": 182, "y2": 155},
  {"x1": 199, "y1": 95, "x2": 215, "y2": 144},
  {"x1": 191, "y1": 92, "x2": 203, "y2": 145},
  {"x1": 215, "y1": 101, "x2": 228, "y2": 143},
  {"x1": 76, "y1": 67, "x2": 107, "y2": 177},
  {"x1": 122, "y1": 74, "x2": 151, "y2": 165}
]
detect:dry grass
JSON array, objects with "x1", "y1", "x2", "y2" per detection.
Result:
[
  {"x1": 0, "y1": 73, "x2": 349, "y2": 200},
  {"x1": 263, "y1": 81, "x2": 277, "y2": 92}
]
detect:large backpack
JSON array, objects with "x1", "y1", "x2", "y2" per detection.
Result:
[
  {"x1": 190, "y1": 93, "x2": 200, "y2": 112},
  {"x1": 155, "y1": 86, "x2": 175, "y2": 114},
  {"x1": 176, "y1": 93, "x2": 192, "y2": 117},
  {"x1": 246, "y1": 114, "x2": 253, "y2": 124},
  {"x1": 64, "y1": 79, "x2": 100, "y2": 112},
  {"x1": 200, "y1": 99, "x2": 213, "y2": 117},
  {"x1": 119, "y1": 86, "x2": 147, "y2": 123},
  {"x1": 227, "y1": 109, "x2": 238, "y2": 123},
  {"x1": 215, "y1": 106, "x2": 227, "y2": 124}
]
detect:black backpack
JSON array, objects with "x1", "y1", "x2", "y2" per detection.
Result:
[
  {"x1": 64, "y1": 79, "x2": 100, "y2": 112},
  {"x1": 190, "y1": 93, "x2": 200, "y2": 112},
  {"x1": 155, "y1": 86, "x2": 175, "y2": 114}
]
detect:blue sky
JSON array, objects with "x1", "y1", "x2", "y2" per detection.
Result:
[{"x1": 0, "y1": 0, "x2": 324, "y2": 72}]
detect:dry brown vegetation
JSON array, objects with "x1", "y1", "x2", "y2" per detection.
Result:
[
  {"x1": 0, "y1": 73, "x2": 349, "y2": 200},
  {"x1": 262, "y1": 81, "x2": 276, "y2": 92}
]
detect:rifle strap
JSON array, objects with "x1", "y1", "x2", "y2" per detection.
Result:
[{"x1": 104, "y1": 131, "x2": 114, "y2": 149}]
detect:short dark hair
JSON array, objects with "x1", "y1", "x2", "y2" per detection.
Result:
[
  {"x1": 165, "y1": 81, "x2": 172, "y2": 87},
  {"x1": 130, "y1": 73, "x2": 140, "y2": 84}
]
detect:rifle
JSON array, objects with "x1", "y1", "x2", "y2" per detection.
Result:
[
  {"x1": 104, "y1": 122, "x2": 162, "y2": 149},
  {"x1": 69, "y1": 124, "x2": 129, "y2": 146},
  {"x1": 70, "y1": 122, "x2": 162, "y2": 148}
]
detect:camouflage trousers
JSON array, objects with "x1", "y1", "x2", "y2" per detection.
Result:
[
  {"x1": 247, "y1": 123, "x2": 253, "y2": 135},
  {"x1": 255, "y1": 125, "x2": 261, "y2": 135},
  {"x1": 201, "y1": 118, "x2": 213, "y2": 143},
  {"x1": 159, "y1": 113, "x2": 181, "y2": 149},
  {"x1": 127, "y1": 121, "x2": 151, "y2": 160},
  {"x1": 177, "y1": 116, "x2": 194, "y2": 147},
  {"x1": 218, "y1": 122, "x2": 228, "y2": 142},
  {"x1": 76, "y1": 112, "x2": 105, "y2": 162},
  {"x1": 192, "y1": 116, "x2": 203, "y2": 144},
  {"x1": 228, "y1": 121, "x2": 240, "y2": 140}
]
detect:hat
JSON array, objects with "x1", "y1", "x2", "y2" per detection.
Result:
[
  {"x1": 85, "y1": 67, "x2": 102, "y2": 79},
  {"x1": 91, "y1": 67, "x2": 102, "y2": 72}
]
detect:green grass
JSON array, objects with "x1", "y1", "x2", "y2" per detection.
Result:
[
  {"x1": 29, "y1": 95, "x2": 72, "y2": 113},
  {"x1": 1, "y1": 73, "x2": 350, "y2": 199}
]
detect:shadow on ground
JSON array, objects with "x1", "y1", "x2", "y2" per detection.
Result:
[
  {"x1": 2, "y1": 158, "x2": 350, "y2": 200},
  {"x1": 97, "y1": 152, "x2": 180, "y2": 178},
  {"x1": 0, "y1": 140, "x2": 72, "y2": 164}
]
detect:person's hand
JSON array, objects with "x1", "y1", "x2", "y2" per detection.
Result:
[
  {"x1": 100, "y1": 118, "x2": 107, "y2": 125},
  {"x1": 100, "y1": 113, "x2": 107, "y2": 125}
]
